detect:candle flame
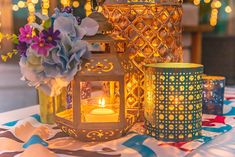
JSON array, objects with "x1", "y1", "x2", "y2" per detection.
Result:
[{"x1": 98, "y1": 98, "x2": 105, "y2": 108}]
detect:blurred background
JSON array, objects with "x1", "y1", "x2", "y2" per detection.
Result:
[{"x1": 0, "y1": 0, "x2": 234, "y2": 112}]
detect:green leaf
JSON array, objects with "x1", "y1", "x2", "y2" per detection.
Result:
[
  {"x1": 12, "y1": 34, "x2": 19, "y2": 44},
  {"x1": 43, "y1": 19, "x2": 52, "y2": 30}
]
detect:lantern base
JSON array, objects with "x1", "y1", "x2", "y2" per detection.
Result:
[{"x1": 55, "y1": 113, "x2": 136, "y2": 142}]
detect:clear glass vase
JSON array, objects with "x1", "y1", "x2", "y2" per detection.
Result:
[{"x1": 38, "y1": 89, "x2": 67, "y2": 124}]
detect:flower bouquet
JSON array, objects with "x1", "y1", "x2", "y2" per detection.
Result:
[{"x1": 15, "y1": 7, "x2": 99, "y2": 123}]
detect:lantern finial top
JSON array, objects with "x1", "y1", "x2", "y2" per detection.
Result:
[{"x1": 88, "y1": 12, "x2": 113, "y2": 34}]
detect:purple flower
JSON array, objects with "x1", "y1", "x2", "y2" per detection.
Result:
[
  {"x1": 19, "y1": 24, "x2": 33, "y2": 43},
  {"x1": 16, "y1": 42, "x2": 28, "y2": 56},
  {"x1": 42, "y1": 27, "x2": 60, "y2": 46},
  {"x1": 76, "y1": 16, "x2": 82, "y2": 25},
  {"x1": 62, "y1": 6, "x2": 73, "y2": 14},
  {"x1": 31, "y1": 35, "x2": 54, "y2": 56}
]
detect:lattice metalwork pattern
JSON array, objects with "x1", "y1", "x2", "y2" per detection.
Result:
[
  {"x1": 144, "y1": 63, "x2": 203, "y2": 142},
  {"x1": 103, "y1": 4, "x2": 183, "y2": 119}
]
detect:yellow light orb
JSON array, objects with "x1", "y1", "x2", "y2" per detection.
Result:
[
  {"x1": 193, "y1": 0, "x2": 200, "y2": 5},
  {"x1": 159, "y1": 104, "x2": 164, "y2": 110},
  {"x1": 32, "y1": 0, "x2": 39, "y2": 4},
  {"x1": 179, "y1": 134, "x2": 184, "y2": 139},
  {"x1": 179, "y1": 124, "x2": 184, "y2": 130},
  {"x1": 159, "y1": 114, "x2": 164, "y2": 120},
  {"x1": 187, "y1": 114, "x2": 192, "y2": 120},
  {"x1": 159, "y1": 124, "x2": 164, "y2": 129},
  {"x1": 225, "y1": 6, "x2": 232, "y2": 13},
  {"x1": 204, "y1": 0, "x2": 211, "y2": 3},
  {"x1": 169, "y1": 134, "x2": 174, "y2": 139},
  {"x1": 18, "y1": 1, "x2": 25, "y2": 8},
  {"x1": 179, "y1": 95, "x2": 184, "y2": 101},
  {"x1": 214, "y1": 1, "x2": 222, "y2": 8},
  {"x1": 179, "y1": 105, "x2": 184, "y2": 110},
  {"x1": 169, "y1": 124, "x2": 174, "y2": 130},
  {"x1": 212, "y1": 9, "x2": 218, "y2": 14},
  {"x1": 85, "y1": 2, "x2": 92, "y2": 10},
  {"x1": 179, "y1": 115, "x2": 184, "y2": 120},
  {"x1": 169, "y1": 105, "x2": 174, "y2": 110},
  {"x1": 12, "y1": 5, "x2": 19, "y2": 11},
  {"x1": 73, "y1": 1, "x2": 80, "y2": 8},
  {"x1": 169, "y1": 114, "x2": 174, "y2": 120},
  {"x1": 159, "y1": 133, "x2": 164, "y2": 138},
  {"x1": 169, "y1": 95, "x2": 174, "y2": 101}
]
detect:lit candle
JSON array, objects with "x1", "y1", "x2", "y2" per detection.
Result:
[{"x1": 85, "y1": 98, "x2": 119, "y2": 122}]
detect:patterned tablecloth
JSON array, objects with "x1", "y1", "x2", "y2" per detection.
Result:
[{"x1": 0, "y1": 87, "x2": 235, "y2": 157}]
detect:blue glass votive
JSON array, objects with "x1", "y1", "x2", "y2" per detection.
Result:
[{"x1": 202, "y1": 76, "x2": 225, "y2": 115}]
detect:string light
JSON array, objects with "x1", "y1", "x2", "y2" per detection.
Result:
[
  {"x1": 225, "y1": 5, "x2": 232, "y2": 13},
  {"x1": 204, "y1": 0, "x2": 211, "y2": 3},
  {"x1": 27, "y1": 0, "x2": 36, "y2": 23},
  {"x1": 12, "y1": 0, "x2": 39, "y2": 12},
  {"x1": 18, "y1": 1, "x2": 26, "y2": 8},
  {"x1": 12, "y1": 5, "x2": 19, "y2": 11},
  {"x1": 192, "y1": 0, "x2": 233, "y2": 26},
  {"x1": 193, "y1": 0, "x2": 201, "y2": 5},
  {"x1": 61, "y1": 0, "x2": 71, "y2": 7},
  {"x1": 42, "y1": 0, "x2": 50, "y2": 16},
  {"x1": 85, "y1": 0, "x2": 92, "y2": 16},
  {"x1": 0, "y1": 33, "x2": 18, "y2": 62},
  {"x1": 210, "y1": 0, "x2": 218, "y2": 26},
  {"x1": 72, "y1": 1, "x2": 80, "y2": 8},
  {"x1": 32, "y1": 0, "x2": 39, "y2": 4}
]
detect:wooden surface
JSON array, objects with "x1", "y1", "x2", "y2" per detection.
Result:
[{"x1": 183, "y1": 25, "x2": 214, "y2": 64}]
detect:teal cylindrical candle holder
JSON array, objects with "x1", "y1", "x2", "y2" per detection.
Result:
[{"x1": 144, "y1": 63, "x2": 203, "y2": 142}]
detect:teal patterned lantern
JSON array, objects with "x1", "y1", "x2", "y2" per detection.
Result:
[{"x1": 144, "y1": 63, "x2": 203, "y2": 142}]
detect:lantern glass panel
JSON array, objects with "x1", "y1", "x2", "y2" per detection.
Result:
[
  {"x1": 56, "y1": 84, "x2": 73, "y2": 122},
  {"x1": 80, "y1": 81, "x2": 120, "y2": 123}
]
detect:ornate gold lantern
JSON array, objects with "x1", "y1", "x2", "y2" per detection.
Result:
[
  {"x1": 54, "y1": 12, "x2": 134, "y2": 142},
  {"x1": 102, "y1": 0, "x2": 183, "y2": 120}
]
